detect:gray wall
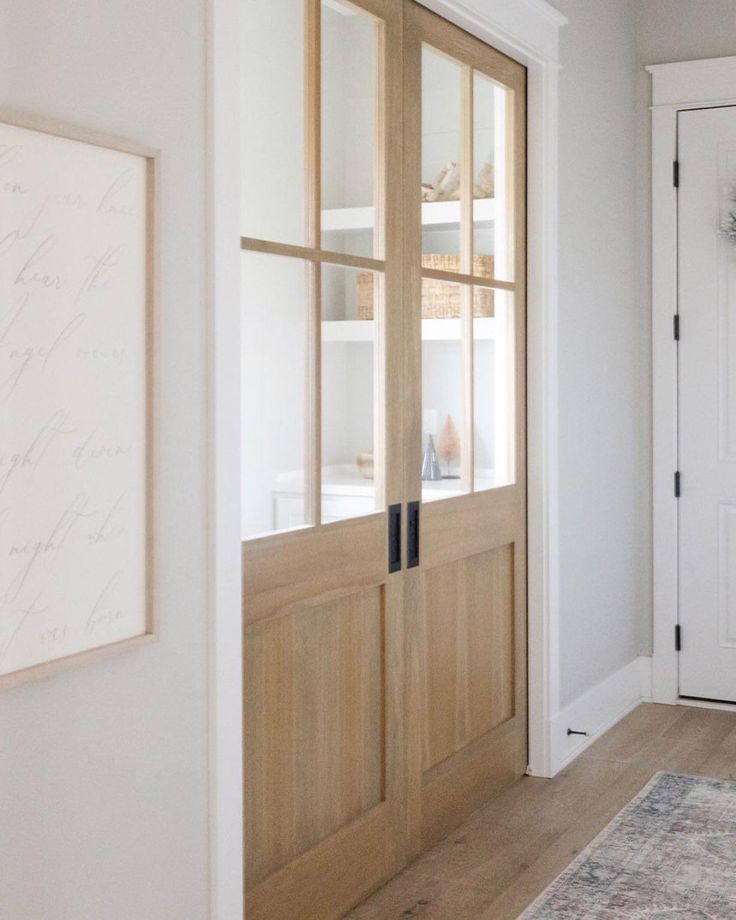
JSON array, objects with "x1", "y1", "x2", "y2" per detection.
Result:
[
  {"x1": 637, "y1": 0, "x2": 736, "y2": 65},
  {"x1": 635, "y1": 1, "x2": 736, "y2": 667},
  {"x1": 549, "y1": 0, "x2": 650, "y2": 707},
  {"x1": 548, "y1": 0, "x2": 736, "y2": 709},
  {"x1": 0, "y1": 2, "x2": 210, "y2": 918}
]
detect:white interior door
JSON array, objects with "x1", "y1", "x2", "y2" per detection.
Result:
[{"x1": 678, "y1": 105, "x2": 736, "y2": 702}]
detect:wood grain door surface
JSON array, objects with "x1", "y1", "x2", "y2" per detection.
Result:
[
  {"x1": 402, "y1": 3, "x2": 527, "y2": 856},
  {"x1": 242, "y1": 2, "x2": 527, "y2": 917}
]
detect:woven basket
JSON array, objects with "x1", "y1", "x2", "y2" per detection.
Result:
[{"x1": 357, "y1": 254, "x2": 494, "y2": 320}]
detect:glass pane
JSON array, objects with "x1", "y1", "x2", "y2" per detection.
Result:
[
  {"x1": 421, "y1": 279, "x2": 469, "y2": 503},
  {"x1": 474, "y1": 71, "x2": 513, "y2": 282},
  {"x1": 474, "y1": 289, "x2": 515, "y2": 491},
  {"x1": 321, "y1": 264, "x2": 381, "y2": 521},
  {"x1": 421, "y1": 46, "x2": 462, "y2": 270},
  {"x1": 321, "y1": 0, "x2": 379, "y2": 258},
  {"x1": 241, "y1": 0, "x2": 305, "y2": 245},
  {"x1": 242, "y1": 251, "x2": 309, "y2": 539}
]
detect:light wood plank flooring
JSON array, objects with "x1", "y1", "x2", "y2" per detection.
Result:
[{"x1": 346, "y1": 703, "x2": 736, "y2": 919}]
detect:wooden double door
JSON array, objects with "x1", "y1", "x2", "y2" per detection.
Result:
[{"x1": 241, "y1": 2, "x2": 527, "y2": 918}]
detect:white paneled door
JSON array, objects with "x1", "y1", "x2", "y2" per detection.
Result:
[{"x1": 678, "y1": 105, "x2": 736, "y2": 702}]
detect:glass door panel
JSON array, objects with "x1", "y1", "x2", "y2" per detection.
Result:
[
  {"x1": 241, "y1": 0, "x2": 306, "y2": 245},
  {"x1": 421, "y1": 277, "x2": 468, "y2": 502},
  {"x1": 243, "y1": 0, "x2": 391, "y2": 537},
  {"x1": 419, "y1": 41, "x2": 519, "y2": 499},
  {"x1": 473, "y1": 71, "x2": 512, "y2": 281},
  {"x1": 421, "y1": 32, "x2": 516, "y2": 501},
  {"x1": 472, "y1": 71, "x2": 494, "y2": 279},
  {"x1": 421, "y1": 46, "x2": 462, "y2": 269},
  {"x1": 474, "y1": 289, "x2": 515, "y2": 492},
  {"x1": 321, "y1": 0, "x2": 380, "y2": 258},
  {"x1": 241, "y1": 250, "x2": 310, "y2": 539},
  {"x1": 321, "y1": 264, "x2": 382, "y2": 521}
]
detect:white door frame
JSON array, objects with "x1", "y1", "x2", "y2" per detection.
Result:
[
  {"x1": 649, "y1": 56, "x2": 736, "y2": 706},
  {"x1": 208, "y1": 1, "x2": 243, "y2": 918},
  {"x1": 207, "y1": 1, "x2": 567, "y2": 917}
]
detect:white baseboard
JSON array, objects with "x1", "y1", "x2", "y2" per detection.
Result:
[
  {"x1": 546, "y1": 656, "x2": 653, "y2": 776},
  {"x1": 677, "y1": 697, "x2": 736, "y2": 713}
]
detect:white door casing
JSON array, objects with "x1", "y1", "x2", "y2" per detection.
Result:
[{"x1": 678, "y1": 105, "x2": 736, "y2": 703}]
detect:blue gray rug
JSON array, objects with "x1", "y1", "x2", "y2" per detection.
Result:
[{"x1": 520, "y1": 772, "x2": 736, "y2": 919}]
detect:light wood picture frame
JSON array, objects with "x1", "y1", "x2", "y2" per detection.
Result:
[{"x1": 0, "y1": 111, "x2": 158, "y2": 689}]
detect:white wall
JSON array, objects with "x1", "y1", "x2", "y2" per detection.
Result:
[
  {"x1": 546, "y1": 0, "x2": 736, "y2": 711},
  {"x1": 0, "y1": 2, "x2": 210, "y2": 918},
  {"x1": 548, "y1": 0, "x2": 650, "y2": 708}
]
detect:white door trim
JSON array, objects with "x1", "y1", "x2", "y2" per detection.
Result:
[
  {"x1": 649, "y1": 56, "x2": 736, "y2": 706},
  {"x1": 209, "y1": 4, "x2": 567, "y2": 916},
  {"x1": 208, "y1": 0, "x2": 243, "y2": 918}
]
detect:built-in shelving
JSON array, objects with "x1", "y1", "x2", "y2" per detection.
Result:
[
  {"x1": 274, "y1": 465, "x2": 497, "y2": 498},
  {"x1": 322, "y1": 316, "x2": 495, "y2": 343},
  {"x1": 322, "y1": 198, "x2": 495, "y2": 233}
]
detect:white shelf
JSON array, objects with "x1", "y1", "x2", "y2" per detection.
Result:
[
  {"x1": 274, "y1": 466, "x2": 375, "y2": 498},
  {"x1": 422, "y1": 473, "x2": 496, "y2": 503},
  {"x1": 322, "y1": 316, "x2": 495, "y2": 343},
  {"x1": 322, "y1": 198, "x2": 495, "y2": 233},
  {"x1": 275, "y1": 465, "x2": 496, "y2": 498},
  {"x1": 423, "y1": 317, "x2": 495, "y2": 341}
]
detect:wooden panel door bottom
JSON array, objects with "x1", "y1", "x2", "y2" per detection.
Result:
[
  {"x1": 417, "y1": 539, "x2": 526, "y2": 849},
  {"x1": 245, "y1": 585, "x2": 385, "y2": 887},
  {"x1": 244, "y1": 559, "x2": 406, "y2": 920}
]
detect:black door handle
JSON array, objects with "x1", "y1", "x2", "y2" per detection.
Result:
[
  {"x1": 388, "y1": 504, "x2": 401, "y2": 573},
  {"x1": 407, "y1": 501, "x2": 420, "y2": 568}
]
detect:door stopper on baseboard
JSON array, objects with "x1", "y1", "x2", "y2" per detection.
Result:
[{"x1": 567, "y1": 728, "x2": 589, "y2": 737}]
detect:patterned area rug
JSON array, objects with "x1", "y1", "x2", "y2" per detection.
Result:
[{"x1": 520, "y1": 772, "x2": 736, "y2": 919}]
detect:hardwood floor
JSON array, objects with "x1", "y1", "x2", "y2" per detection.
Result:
[{"x1": 346, "y1": 703, "x2": 736, "y2": 919}]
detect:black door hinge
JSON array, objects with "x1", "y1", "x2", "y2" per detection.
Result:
[
  {"x1": 673, "y1": 161, "x2": 680, "y2": 188},
  {"x1": 674, "y1": 314, "x2": 680, "y2": 341},
  {"x1": 675, "y1": 624, "x2": 682, "y2": 651},
  {"x1": 674, "y1": 471, "x2": 681, "y2": 498}
]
